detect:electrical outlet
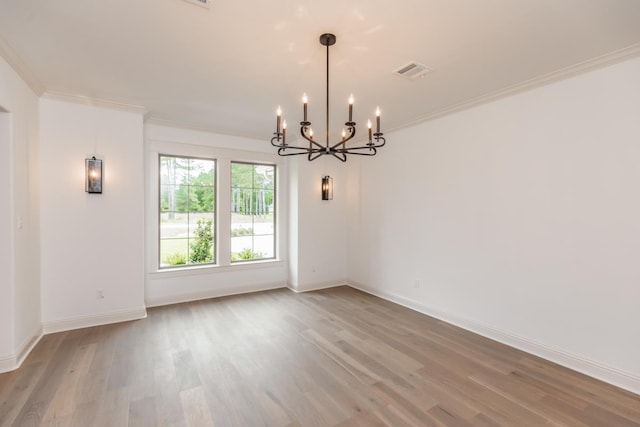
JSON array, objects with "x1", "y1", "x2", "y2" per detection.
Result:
[
  {"x1": 96, "y1": 289, "x2": 104, "y2": 299},
  {"x1": 413, "y1": 279, "x2": 421, "y2": 289}
]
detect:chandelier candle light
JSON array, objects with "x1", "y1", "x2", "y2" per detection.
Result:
[{"x1": 271, "y1": 33, "x2": 386, "y2": 162}]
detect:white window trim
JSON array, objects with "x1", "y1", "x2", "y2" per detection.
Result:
[{"x1": 146, "y1": 139, "x2": 287, "y2": 276}]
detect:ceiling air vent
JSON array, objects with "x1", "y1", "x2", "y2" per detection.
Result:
[
  {"x1": 393, "y1": 61, "x2": 433, "y2": 80},
  {"x1": 181, "y1": 0, "x2": 211, "y2": 8}
]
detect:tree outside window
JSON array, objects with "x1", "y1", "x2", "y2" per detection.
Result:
[
  {"x1": 159, "y1": 155, "x2": 215, "y2": 268},
  {"x1": 231, "y1": 162, "x2": 275, "y2": 262}
]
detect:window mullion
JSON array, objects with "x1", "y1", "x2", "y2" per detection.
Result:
[{"x1": 217, "y1": 159, "x2": 232, "y2": 266}]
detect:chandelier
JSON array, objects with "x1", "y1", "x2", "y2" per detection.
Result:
[{"x1": 271, "y1": 33, "x2": 386, "y2": 162}]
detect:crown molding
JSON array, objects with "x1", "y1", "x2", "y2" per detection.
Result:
[
  {"x1": 0, "y1": 36, "x2": 46, "y2": 96},
  {"x1": 144, "y1": 115, "x2": 264, "y2": 141},
  {"x1": 393, "y1": 42, "x2": 640, "y2": 132},
  {"x1": 42, "y1": 91, "x2": 147, "y2": 115}
]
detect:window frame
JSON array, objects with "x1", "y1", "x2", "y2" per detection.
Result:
[
  {"x1": 230, "y1": 161, "x2": 277, "y2": 263},
  {"x1": 158, "y1": 154, "x2": 217, "y2": 269},
  {"x1": 146, "y1": 139, "x2": 285, "y2": 275}
]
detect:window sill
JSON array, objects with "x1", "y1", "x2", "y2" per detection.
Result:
[{"x1": 148, "y1": 259, "x2": 286, "y2": 278}]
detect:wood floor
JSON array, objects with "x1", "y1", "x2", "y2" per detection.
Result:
[{"x1": 1, "y1": 287, "x2": 639, "y2": 426}]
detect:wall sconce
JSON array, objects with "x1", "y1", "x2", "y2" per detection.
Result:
[
  {"x1": 321, "y1": 175, "x2": 333, "y2": 200},
  {"x1": 85, "y1": 156, "x2": 103, "y2": 194}
]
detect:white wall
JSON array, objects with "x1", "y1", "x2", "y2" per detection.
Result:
[
  {"x1": 288, "y1": 155, "x2": 349, "y2": 291},
  {"x1": 144, "y1": 124, "x2": 289, "y2": 306},
  {"x1": 39, "y1": 98, "x2": 146, "y2": 331},
  {"x1": 0, "y1": 55, "x2": 41, "y2": 371},
  {"x1": 349, "y1": 56, "x2": 640, "y2": 393},
  {"x1": 0, "y1": 110, "x2": 13, "y2": 362}
]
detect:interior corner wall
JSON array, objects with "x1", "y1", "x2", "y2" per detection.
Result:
[
  {"x1": 348, "y1": 56, "x2": 640, "y2": 393},
  {"x1": 39, "y1": 98, "x2": 145, "y2": 331},
  {"x1": 288, "y1": 156, "x2": 349, "y2": 291},
  {"x1": 0, "y1": 55, "x2": 40, "y2": 370},
  {"x1": 287, "y1": 157, "x2": 300, "y2": 288}
]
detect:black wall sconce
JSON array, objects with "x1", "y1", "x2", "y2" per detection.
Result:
[
  {"x1": 321, "y1": 175, "x2": 333, "y2": 200},
  {"x1": 85, "y1": 156, "x2": 103, "y2": 194}
]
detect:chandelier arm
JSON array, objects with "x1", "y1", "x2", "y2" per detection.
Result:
[
  {"x1": 373, "y1": 135, "x2": 386, "y2": 148},
  {"x1": 330, "y1": 125, "x2": 356, "y2": 150},
  {"x1": 331, "y1": 152, "x2": 347, "y2": 162},
  {"x1": 337, "y1": 144, "x2": 377, "y2": 152},
  {"x1": 308, "y1": 150, "x2": 329, "y2": 161},
  {"x1": 340, "y1": 147, "x2": 378, "y2": 156},
  {"x1": 338, "y1": 136, "x2": 385, "y2": 151},
  {"x1": 300, "y1": 126, "x2": 325, "y2": 150},
  {"x1": 271, "y1": 135, "x2": 285, "y2": 147},
  {"x1": 301, "y1": 137, "x2": 324, "y2": 150},
  {"x1": 277, "y1": 147, "x2": 324, "y2": 156},
  {"x1": 278, "y1": 145, "x2": 317, "y2": 152}
]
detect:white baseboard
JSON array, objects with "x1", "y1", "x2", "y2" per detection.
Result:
[
  {"x1": 348, "y1": 282, "x2": 640, "y2": 396},
  {"x1": 0, "y1": 354, "x2": 14, "y2": 373},
  {"x1": 287, "y1": 280, "x2": 348, "y2": 293},
  {"x1": 0, "y1": 327, "x2": 43, "y2": 374},
  {"x1": 43, "y1": 306, "x2": 148, "y2": 334},
  {"x1": 145, "y1": 281, "x2": 287, "y2": 308}
]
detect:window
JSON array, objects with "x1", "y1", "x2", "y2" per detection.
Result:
[
  {"x1": 159, "y1": 155, "x2": 215, "y2": 268},
  {"x1": 231, "y1": 162, "x2": 275, "y2": 262},
  {"x1": 151, "y1": 147, "x2": 280, "y2": 272}
]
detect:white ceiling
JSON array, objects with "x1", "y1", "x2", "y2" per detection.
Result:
[{"x1": 1, "y1": 0, "x2": 640, "y2": 142}]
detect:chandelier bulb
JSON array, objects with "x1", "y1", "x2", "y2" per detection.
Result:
[{"x1": 276, "y1": 106, "x2": 282, "y2": 133}]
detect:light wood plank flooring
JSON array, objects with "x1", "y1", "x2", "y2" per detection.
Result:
[{"x1": 1, "y1": 286, "x2": 639, "y2": 426}]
